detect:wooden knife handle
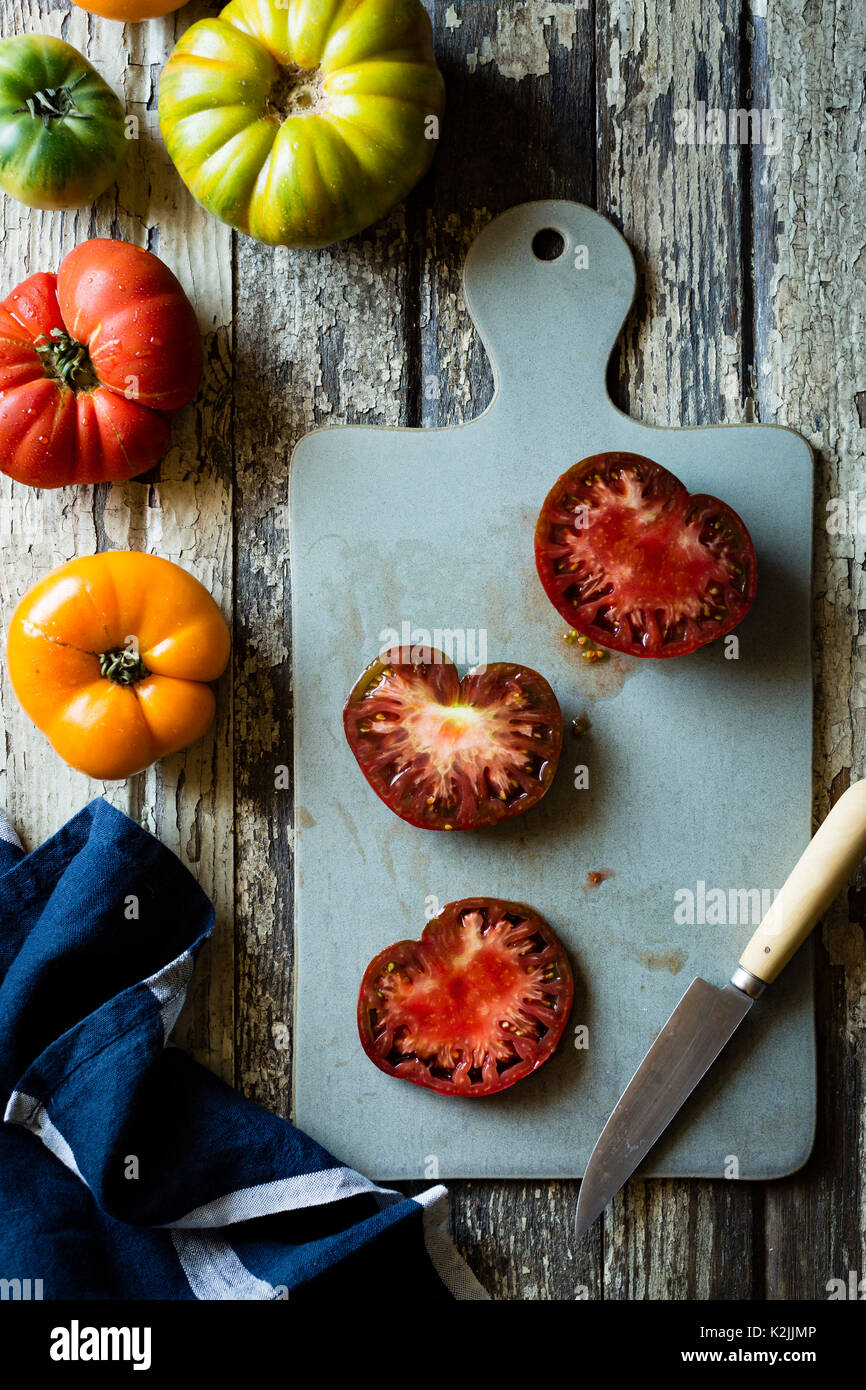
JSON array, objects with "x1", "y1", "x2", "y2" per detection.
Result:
[{"x1": 738, "y1": 780, "x2": 866, "y2": 986}]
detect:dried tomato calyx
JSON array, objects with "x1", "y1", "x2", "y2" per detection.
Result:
[
  {"x1": 99, "y1": 649, "x2": 150, "y2": 686},
  {"x1": 13, "y1": 75, "x2": 93, "y2": 127},
  {"x1": 267, "y1": 64, "x2": 326, "y2": 120},
  {"x1": 34, "y1": 328, "x2": 99, "y2": 392}
]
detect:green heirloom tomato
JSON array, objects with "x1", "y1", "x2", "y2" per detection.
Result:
[
  {"x1": 158, "y1": 0, "x2": 445, "y2": 248},
  {"x1": 0, "y1": 35, "x2": 127, "y2": 211}
]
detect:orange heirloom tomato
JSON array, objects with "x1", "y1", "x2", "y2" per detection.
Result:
[
  {"x1": 72, "y1": 0, "x2": 188, "y2": 18},
  {"x1": 7, "y1": 552, "x2": 230, "y2": 781}
]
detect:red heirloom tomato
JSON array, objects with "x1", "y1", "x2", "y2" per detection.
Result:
[
  {"x1": 0, "y1": 239, "x2": 202, "y2": 487},
  {"x1": 343, "y1": 646, "x2": 562, "y2": 830},
  {"x1": 535, "y1": 452, "x2": 757, "y2": 658},
  {"x1": 358, "y1": 898, "x2": 574, "y2": 1097}
]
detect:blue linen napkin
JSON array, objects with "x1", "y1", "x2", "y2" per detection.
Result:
[{"x1": 0, "y1": 800, "x2": 487, "y2": 1301}]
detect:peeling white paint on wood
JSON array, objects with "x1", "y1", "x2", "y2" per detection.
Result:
[
  {"x1": 466, "y1": 1, "x2": 581, "y2": 79},
  {"x1": 0, "y1": 0, "x2": 235, "y2": 1081},
  {"x1": 753, "y1": 0, "x2": 866, "y2": 1282},
  {"x1": 757, "y1": 0, "x2": 866, "y2": 952}
]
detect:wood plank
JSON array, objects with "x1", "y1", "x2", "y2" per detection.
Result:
[
  {"x1": 416, "y1": 0, "x2": 597, "y2": 1300},
  {"x1": 232, "y1": 221, "x2": 414, "y2": 1108},
  {"x1": 0, "y1": 2, "x2": 235, "y2": 1082},
  {"x1": 595, "y1": 0, "x2": 758, "y2": 1299},
  {"x1": 751, "y1": 0, "x2": 866, "y2": 1299}
]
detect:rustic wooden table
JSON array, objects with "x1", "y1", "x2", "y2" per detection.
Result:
[{"x1": 0, "y1": 0, "x2": 863, "y2": 1300}]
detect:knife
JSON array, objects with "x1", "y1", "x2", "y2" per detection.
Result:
[{"x1": 574, "y1": 779, "x2": 866, "y2": 1240}]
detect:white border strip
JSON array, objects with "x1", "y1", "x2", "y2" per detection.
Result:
[
  {"x1": 414, "y1": 1186, "x2": 491, "y2": 1301},
  {"x1": 4, "y1": 1090, "x2": 87, "y2": 1184},
  {"x1": 142, "y1": 950, "x2": 195, "y2": 1041},
  {"x1": 0, "y1": 807, "x2": 22, "y2": 849},
  {"x1": 172, "y1": 1233, "x2": 279, "y2": 1301},
  {"x1": 164, "y1": 1165, "x2": 402, "y2": 1228}
]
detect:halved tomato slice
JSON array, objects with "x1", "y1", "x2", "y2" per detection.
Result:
[
  {"x1": 358, "y1": 898, "x2": 573, "y2": 1097},
  {"x1": 343, "y1": 647, "x2": 562, "y2": 830},
  {"x1": 535, "y1": 452, "x2": 757, "y2": 658}
]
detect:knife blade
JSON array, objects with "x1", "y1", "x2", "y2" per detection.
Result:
[{"x1": 575, "y1": 779, "x2": 866, "y2": 1241}]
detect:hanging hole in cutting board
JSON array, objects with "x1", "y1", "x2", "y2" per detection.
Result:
[{"x1": 531, "y1": 228, "x2": 565, "y2": 261}]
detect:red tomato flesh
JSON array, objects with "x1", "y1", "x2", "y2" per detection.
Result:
[
  {"x1": 535, "y1": 452, "x2": 757, "y2": 658},
  {"x1": 358, "y1": 898, "x2": 574, "y2": 1096},
  {"x1": 343, "y1": 646, "x2": 562, "y2": 830}
]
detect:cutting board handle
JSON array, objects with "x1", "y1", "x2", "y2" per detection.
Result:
[
  {"x1": 738, "y1": 780, "x2": 866, "y2": 986},
  {"x1": 462, "y1": 201, "x2": 636, "y2": 414}
]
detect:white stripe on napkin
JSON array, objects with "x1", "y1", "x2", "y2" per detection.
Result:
[
  {"x1": 0, "y1": 807, "x2": 22, "y2": 849},
  {"x1": 163, "y1": 1166, "x2": 402, "y2": 1228},
  {"x1": 169, "y1": 1179, "x2": 487, "y2": 1301},
  {"x1": 171, "y1": 1233, "x2": 281, "y2": 1301},
  {"x1": 4, "y1": 1091, "x2": 87, "y2": 1185},
  {"x1": 142, "y1": 949, "x2": 194, "y2": 1041},
  {"x1": 414, "y1": 1185, "x2": 491, "y2": 1301}
]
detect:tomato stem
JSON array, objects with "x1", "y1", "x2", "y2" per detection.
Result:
[
  {"x1": 267, "y1": 63, "x2": 325, "y2": 121},
  {"x1": 13, "y1": 74, "x2": 93, "y2": 128},
  {"x1": 99, "y1": 649, "x2": 150, "y2": 686},
  {"x1": 34, "y1": 327, "x2": 98, "y2": 392}
]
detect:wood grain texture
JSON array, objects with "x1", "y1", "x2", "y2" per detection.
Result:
[
  {"x1": 0, "y1": 0, "x2": 236, "y2": 1081},
  {"x1": 0, "y1": 0, "x2": 862, "y2": 1300},
  {"x1": 232, "y1": 220, "x2": 413, "y2": 1109},
  {"x1": 403, "y1": 0, "x2": 599, "y2": 1302},
  {"x1": 595, "y1": 0, "x2": 757, "y2": 1300},
  {"x1": 750, "y1": 0, "x2": 866, "y2": 1300}
]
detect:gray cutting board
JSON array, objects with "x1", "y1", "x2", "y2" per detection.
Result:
[{"x1": 289, "y1": 200, "x2": 814, "y2": 1181}]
